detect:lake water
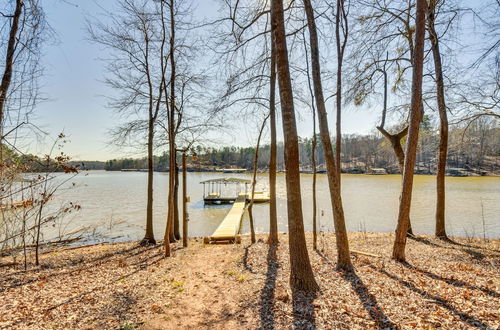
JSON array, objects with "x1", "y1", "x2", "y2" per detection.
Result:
[{"x1": 50, "y1": 171, "x2": 500, "y2": 242}]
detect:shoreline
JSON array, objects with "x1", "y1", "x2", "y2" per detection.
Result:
[
  {"x1": 91, "y1": 169, "x2": 500, "y2": 177},
  {"x1": 3, "y1": 230, "x2": 499, "y2": 257}
]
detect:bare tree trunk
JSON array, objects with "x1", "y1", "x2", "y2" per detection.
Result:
[
  {"x1": 268, "y1": 20, "x2": 279, "y2": 245},
  {"x1": 376, "y1": 56, "x2": 413, "y2": 236},
  {"x1": 141, "y1": 2, "x2": 164, "y2": 246},
  {"x1": 377, "y1": 126, "x2": 413, "y2": 235},
  {"x1": 249, "y1": 115, "x2": 269, "y2": 244},
  {"x1": 0, "y1": 0, "x2": 23, "y2": 132},
  {"x1": 392, "y1": 0, "x2": 426, "y2": 261},
  {"x1": 335, "y1": 0, "x2": 348, "y2": 184},
  {"x1": 428, "y1": 0, "x2": 448, "y2": 239},
  {"x1": 182, "y1": 153, "x2": 188, "y2": 247},
  {"x1": 303, "y1": 0, "x2": 352, "y2": 270},
  {"x1": 312, "y1": 131, "x2": 318, "y2": 251},
  {"x1": 272, "y1": 0, "x2": 319, "y2": 292},
  {"x1": 35, "y1": 159, "x2": 51, "y2": 266},
  {"x1": 174, "y1": 160, "x2": 181, "y2": 240},
  {"x1": 164, "y1": 0, "x2": 177, "y2": 257},
  {"x1": 378, "y1": 126, "x2": 416, "y2": 236},
  {"x1": 303, "y1": 30, "x2": 318, "y2": 250},
  {"x1": 142, "y1": 122, "x2": 156, "y2": 244},
  {"x1": 377, "y1": 127, "x2": 408, "y2": 172}
]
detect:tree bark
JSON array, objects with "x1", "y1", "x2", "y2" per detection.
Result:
[
  {"x1": 0, "y1": 0, "x2": 23, "y2": 133},
  {"x1": 268, "y1": 16, "x2": 279, "y2": 245},
  {"x1": 272, "y1": 0, "x2": 319, "y2": 292},
  {"x1": 376, "y1": 61, "x2": 414, "y2": 236},
  {"x1": 141, "y1": 121, "x2": 156, "y2": 245},
  {"x1": 182, "y1": 153, "x2": 188, "y2": 247},
  {"x1": 377, "y1": 126, "x2": 408, "y2": 173},
  {"x1": 141, "y1": 2, "x2": 164, "y2": 246},
  {"x1": 335, "y1": 0, "x2": 348, "y2": 184},
  {"x1": 312, "y1": 131, "x2": 318, "y2": 251},
  {"x1": 303, "y1": 29, "x2": 318, "y2": 250},
  {"x1": 174, "y1": 160, "x2": 181, "y2": 240},
  {"x1": 303, "y1": 0, "x2": 352, "y2": 270},
  {"x1": 164, "y1": 0, "x2": 177, "y2": 257},
  {"x1": 392, "y1": 0, "x2": 426, "y2": 262},
  {"x1": 428, "y1": 0, "x2": 448, "y2": 239},
  {"x1": 249, "y1": 115, "x2": 269, "y2": 244}
]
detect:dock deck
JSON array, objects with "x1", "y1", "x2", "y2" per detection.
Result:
[{"x1": 204, "y1": 195, "x2": 246, "y2": 243}]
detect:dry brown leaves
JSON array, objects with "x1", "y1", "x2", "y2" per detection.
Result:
[{"x1": 0, "y1": 233, "x2": 498, "y2": 329}]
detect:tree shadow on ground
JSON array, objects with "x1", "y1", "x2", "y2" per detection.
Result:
[
  {"x1": 259, "y1": 244, "x2": 278, "y2": 329},
  {"x1": 198, "y1": 299, "x2": 255, "y2": 328},
  {"x1": 45, "y1": 250, "x2": 164, "y2": 312},
  {"x1": 5, "y1": 244, "x2": 143, "y2": 276},
  {"x1": 291, "y1": 289, "x2": 317, "y2": 329},
  {"x1": 370, "y1": 264, "x2": 490, "y2": 328},
  {"x1": 316, "y1": 250, "x2": 396, "y2": 329},
  {"x1": 7, "y1": 250, "x2": 164, "y2": 328},
  {"x1": 409, "y1": 236, "x2": 486, "y2": 260},
  {"x1": 0, "y1": 244, "x2": 162, "y2": 294},
  {"x1": 401, "y1": 262, "x2": 499, "y2": 298},
  {"x1": 409, "y1": 236, "x2": 499, "y2": 261},
  {"x1": 241, "y1": 244, "x2": 257, "y2": 274},
  {"x1": 342, "y1": 271, "x2": 397, "y2": 329}
]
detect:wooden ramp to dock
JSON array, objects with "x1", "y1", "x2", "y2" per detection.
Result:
[{"x1": 204, "y1": 196, "x2": 246, "y2": 244}]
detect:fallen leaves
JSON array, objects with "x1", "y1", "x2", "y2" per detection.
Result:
[{"x1": 0, "y1": 233, "x2": 498, "y2": 329}]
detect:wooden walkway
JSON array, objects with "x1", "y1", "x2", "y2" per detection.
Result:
[{"x1": 204, "y1": 195, "x2": 246, "y2": 243}]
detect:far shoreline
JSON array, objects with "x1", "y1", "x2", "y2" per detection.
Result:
[{"x1": 80, "y1": 169, "x2": 500, "y2": 177}]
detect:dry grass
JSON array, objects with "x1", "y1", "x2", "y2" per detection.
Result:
[{"x1": 0, "y1": 232, "x2": 498, "y2": 329}]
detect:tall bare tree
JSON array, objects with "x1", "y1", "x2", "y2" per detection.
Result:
[
  {"x1": 392, "y1": 0, "x2": 426, "y2": 261},
  {"x1": 375, "y1": 54, "x2": 413, "y2": 235},
  {"x1": 268, "y1": 17, "x2": 279, "y2": 245},
  {"x1": 162, "y1": 0, "x2": 216, "y2": 251},
  {"x1": 303, "y1": 0, "x2": 352, "y2": 270},
  {"x1": 89, "y1": 0, "x2": 168, "y2": 246},
  {"x1": 302, "y1": 29, "x2": 318, "y2": 250},
  {"x1": 164, "y1": 0, "x2": 177, "y2": 255},
  {"x1": 0, "y1": 0, "x2": 22, "y2": 133},
  {"x1": 335, "y1": 0, "x2": 349, "y2": 182},
  {"x1": 427, "y1": 0, "x2": 449, "y2": 239},
  {"x1": 248, "y1": 114, "x2": 269, "y2": 244},
  {"x1": 347, "y1": 0, "x2": 426, "y2": 235},
  {"x1": 272, "y1": 0, "x2": 319, "y2": 292}
]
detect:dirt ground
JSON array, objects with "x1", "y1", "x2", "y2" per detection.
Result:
[{"x1": 1, "y1": 232, "x2": 498, "y2": 329}]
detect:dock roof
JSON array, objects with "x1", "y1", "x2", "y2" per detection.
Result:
[{"x1": 199, "y1": 177, "x2": 251, "y2": 184}]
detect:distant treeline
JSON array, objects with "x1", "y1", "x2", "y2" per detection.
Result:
[
  {"x1": 1, "y1": 145, "x2": 77, "y2": 173},
  {"x1": 5, "y1": 118, "x2": 498, "y2": 175},
  {"x1": 68, "y1": 161, "x2": 106, "y2": 171},
  {"x1": 104, "y1": 118, "x2": 499, "y2": 175}
]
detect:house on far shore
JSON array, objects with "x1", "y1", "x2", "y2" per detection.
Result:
[
  {"x1": 216, "y1": 168, "x2": 247, "y2": 173},
  {"x1": 367, "y1": 168, "x2": 388, "y2": 175},
  {"x1": 446, "y1": 168, "x2": 468, "y2": 177}
]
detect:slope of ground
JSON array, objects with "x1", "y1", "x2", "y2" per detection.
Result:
[{"x1": 0, "y1": 233, "x2": 498, "y2": 329}]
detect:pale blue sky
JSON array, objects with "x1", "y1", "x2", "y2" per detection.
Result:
[
  {"x1": 33, "y1": 0, "x2": 485, "y2": 161},
  {"x1": 33, "y1": 0, "x2": 381, "y2": 161}
]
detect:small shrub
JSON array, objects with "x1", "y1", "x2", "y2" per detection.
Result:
[{"x1": 171, "y1": 280, "x2": 185, "y2": 292}]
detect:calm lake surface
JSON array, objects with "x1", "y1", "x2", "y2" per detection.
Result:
[{"x1": 52, "y1": 171, "x2": 500, "y2": 241}]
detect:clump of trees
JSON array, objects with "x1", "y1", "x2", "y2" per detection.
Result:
[
  {"x1": 89, "y1": 0, "x2": 220, "y2": 252},
  {"x1": 89, "y1": 0, "x2": 497, "y2": 289},
  {"x1": 169, "y1": 126, "x2": 499, "y2": 174},
  {"x1": 2, "y1": 0, "x2": 498, "y2": 298},
  {"x1": 209, "y1": 0, "x2": 499, "y2": 290}
]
